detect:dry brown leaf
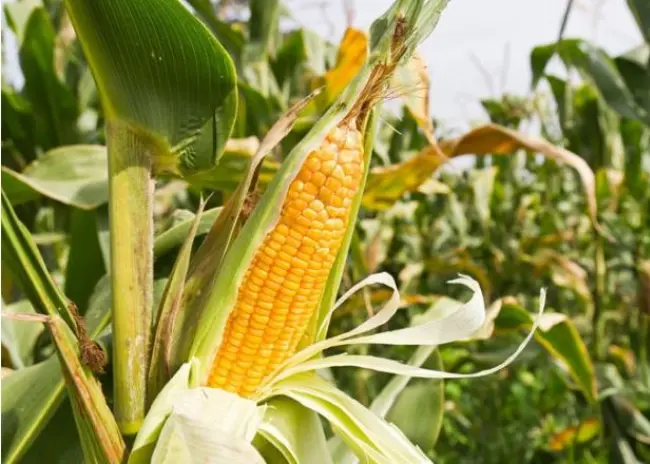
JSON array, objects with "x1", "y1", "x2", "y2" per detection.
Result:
[{"x1": 440, "y1": 124, "x2": 599, "y2": 231}]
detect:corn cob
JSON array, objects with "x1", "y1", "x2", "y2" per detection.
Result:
[{"x1": 208, "y1": 122, "x2": 364, "y2": 396}]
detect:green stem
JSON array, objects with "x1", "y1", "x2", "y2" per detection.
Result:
[{"x1": 106, "y1": 120, "x2": 154, "y2": 435}]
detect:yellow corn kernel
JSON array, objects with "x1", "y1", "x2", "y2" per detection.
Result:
[{"x1": 208, "y1": 122, "x2": 364, "y2": 396}]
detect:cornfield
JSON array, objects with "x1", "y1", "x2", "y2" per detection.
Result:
[{"x1": 1, "y1": 0, "x2": 649, "y2": 462}]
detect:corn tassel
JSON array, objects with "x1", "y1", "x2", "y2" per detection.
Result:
[{"x1": 208, "y1": 122, "x2": 364, "y2": 396}]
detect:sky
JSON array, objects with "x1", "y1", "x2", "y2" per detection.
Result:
[
  {"x1": 3, "y1": 0, "x2": 643, "y2": 132},
  {"x1": 289, "y1": 0, "x2": 643, "y2": 130}
]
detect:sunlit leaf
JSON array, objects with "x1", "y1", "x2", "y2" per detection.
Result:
[
  {"x1": 2, "y1": 145, "x2": 107, "y2": 209},
  {"x1": 471, "y1": 166, "x2": 498, "y2": 228}
]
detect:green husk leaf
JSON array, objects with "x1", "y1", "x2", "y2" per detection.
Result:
[
  {"x1": 268, "y1": 373, "x2": 431, "y2": 463},
  {"x1": 148, "y1": 199, "x2": 207, "y2": 401},
  {"x1": 257, "y1": 397, "x2": 333, "y2": 464},
  {"x1": 150, "y1": 388, "x2": 264, "y2": 464},
  {"x1": 134, "y1": 362, "x2": 263, "y2": 464},
  {"x1": 130, "y1": 362, "x2": 194, "y2": 464},
  {"x1": 258, "y1": 274, "x2": 544, "y2": 391}
]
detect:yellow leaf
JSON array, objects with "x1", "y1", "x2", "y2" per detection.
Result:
[
  {"x1": 362, "y1": 144, "x2": 448, "y2": 210},
  {"x1": 548, "y1": 418, "x2": 600, "y2": 451},
  {"x1": 324, "y1": 28, "x2": 368, "y2": 103},
  {"x1": 362, "y1": 123, "x2": 600, "y2": 239}
]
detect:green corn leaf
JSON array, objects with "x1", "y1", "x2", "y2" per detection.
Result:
[
  {"x1": 63, "y1": 0, "x2": 238, "y2": 173},
  {"x1": 329, "y1": 346, "x2": 443, "y2": 464},
  {"x1": 271, "y1": 29, "x2": 328, "y2": 86},
  {"x1": 1, "y1": 299, "x2": 43, "y2": 369},
  {"x1": 384, "y1": 352, "x2": 444, "y2": 453},
  {"x1": 19, "y1": 398, "x2": 86, "y2": 464},
  {"x1": 1, "y1": 277, "x2": 112, "y2": 464},
  {"x1": 14, "y1": 7, "x2": 78, "y2": 153},
  {"x1": 531, "y1": 39, "x2": 649, "y2": 125},
  {"x1": 1, "y1": 190, "x2": 75, "y2": 327},
  {"x1": 3, "y1": 0, "x2": 41, "y2": 43},
  {"x1": 495, "y1": 302, "x2": 597, "y2": 402},
  {"x1": 0, "y1": 143, "x2": 274, "y2": 211},
  {"x1": 1, "y1": 357, "x2": 67, "y2": 464},
  {"x1": 2, "y1": 145, "x2": 108, "y2": 210}
]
